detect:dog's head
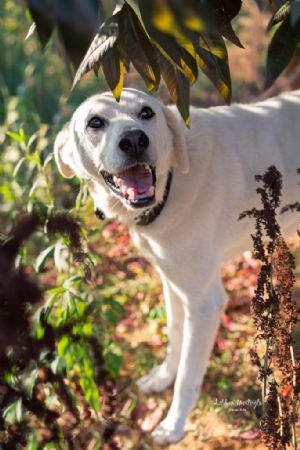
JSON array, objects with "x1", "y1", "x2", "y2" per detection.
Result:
[{"x1": 54, "y1": 88, "x2": 189, "y2": 220}]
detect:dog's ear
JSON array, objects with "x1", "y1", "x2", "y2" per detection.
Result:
[
  {"x1": 54, "y1": 122, "x2": 76, "y2": 179},
  {"x1": 162, "y1": 106, "x2": 190, "y2": 174}
]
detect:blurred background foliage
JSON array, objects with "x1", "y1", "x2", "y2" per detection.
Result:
[{"x1": 0, "y1": 0, "x2": 300, "y2": 449}]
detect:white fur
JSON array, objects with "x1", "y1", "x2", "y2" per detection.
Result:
[{"x1": 54, "y1": 88, "x2": 300, "y2": 444}]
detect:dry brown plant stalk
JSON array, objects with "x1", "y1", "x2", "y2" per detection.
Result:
[{"x1": 240, "y1": 166, "x2": 300, "y2": 450}]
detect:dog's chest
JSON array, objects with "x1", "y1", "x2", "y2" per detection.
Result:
[{"x1": 130, "y1": 228, "x2": 165, "y2": 266}]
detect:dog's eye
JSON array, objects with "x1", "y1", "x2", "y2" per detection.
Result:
[
  {"x1": 87, "y1": 116, "x2": 105, "y2": 129},
  {"x1": 139, "y1": 106, "x2": 155, "y2": 120}
]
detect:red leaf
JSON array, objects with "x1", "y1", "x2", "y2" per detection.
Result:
[{"x1": 280, "y1": 384, "x2": 292, "y2": 397}]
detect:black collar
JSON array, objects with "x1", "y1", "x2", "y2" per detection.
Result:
[
  {"x1": 134, "y1": 171, "x2": 173, "y2": 226},
  {"x1": 95, "y1": 171, "x2": 173, "y2": 227}
]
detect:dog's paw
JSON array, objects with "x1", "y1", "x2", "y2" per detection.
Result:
[
  {"x1": 151, "y1": 420, "x2": 184, "y2": 445},
  {"x1": 137, "y1": 364, "x2": 175, "y2": 394}
]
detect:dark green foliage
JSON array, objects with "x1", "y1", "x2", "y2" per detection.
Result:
[
  {"x1": 0, "y1": 209, "x2": 120, "y2": 449},
  {"x1": 27, "y1": 0, "x2": 241, "y2": 123},
  {"x1": 26, "y1": 0, "x2": 102, "y2": 67},
  {"x1": 0, "y1": 35, "x2": 123, "y2": 442},
  {"x1": 118, "y1": 3, "x2": 161, "y2": 92},
  {"x1": 25, "y1": 0, "x2": 300, "y2": 123},
  {"x1": 266, "y1": 2, "x2": 300, "y2": 89},
  {"x1": 159, "y1": 53, "x2": 190, "y2": 125},
  {"x1": 72, "y1": 13, "x2": 120, "y2": 88},
  {"x1": 0, "y1": 213, "x2": 112, "y2": 448}
]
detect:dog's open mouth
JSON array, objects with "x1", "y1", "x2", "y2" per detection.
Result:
[{"x1": 100, "y1": 164, "x2": 156, "y2": 208}]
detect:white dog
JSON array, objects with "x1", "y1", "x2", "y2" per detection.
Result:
[{"x1": 54, "y1": 88, "x2": 300, "y2": 445}]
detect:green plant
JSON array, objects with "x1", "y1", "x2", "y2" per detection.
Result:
[{"x1": 0, "y1": 127, "x2": 124, "y2": 448}]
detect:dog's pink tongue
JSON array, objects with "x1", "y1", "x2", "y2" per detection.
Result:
[{"x1": 115, "y1": 166, "x2": 153, "y2": 201}]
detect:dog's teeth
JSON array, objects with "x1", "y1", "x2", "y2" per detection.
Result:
[
  {"x1": 127, "y1": 187, "x2": 136, "y2": 201},
  {"x1": 121, "y1": 185, "x2": 128, "y2": 196}
]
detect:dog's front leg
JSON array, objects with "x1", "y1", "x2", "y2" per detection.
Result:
[
  {"x1": 152, "y1": 281, "x2": 227, "y2": 445},
  {"x1": 137, "y1": 275, "x2": 183, "y2": 393}
]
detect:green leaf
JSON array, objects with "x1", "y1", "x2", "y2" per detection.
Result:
[
  {"x1": 36, "y1": 323, "x2": 46, "y2": 339},
  {"x1": 23, "y1": 368, "x2": 38, "y2": 398},
  {"x1": 43, "y1": 153, "x2": 53, "y2": 168},
  {"x1": 28, "y1": 0, "x2": 102, "y2": 67},
  {"x1": 104, "y1": 351, "x2": 123, "y2": 379},
  {"x1": 27, "y1": 432, "x2": 39, "y2": 450},
  {"x1": 3, "y1": 401, "x2": 18, "y2": 425},
  {"x1": 159, "y1": 53, "x2": 190, "y2": 125},
  {"x1": 79, "y1": 376, "x2": 100, "y2": 413},
  {"x1": 148, "y1": 304, "x2": 166, "y2": 321},
  {"x1": 195, "y1": 33, "x2": 232, "y2": 103},
  {"x1": 101, "y1": 48, "x2": 124, "y2": 101},
  {"x1": 35, "y1": 244, "x2": 55, "y2": 272},
  {"x1": 137, "y1": 350, "x2": 157, "y2": 375},
  {"x1": 118, "y1": 3, "x2": 160, "y2": 91},
  {"x1": 73, "y1": 13, "x2": 120, "y2": 88},
  {"x1": 29, "y1": 178, "x2": 41, "y2": 197},
  {"x1": 126, "y1": 0, "x2": 142, "y2": 17},
  {"x1": 56, "y1": 1, "x2": 101, "y2": 69},
  {"x1": 6, "y1": 131, "x2": 27, "y2": 144},
  {"x1": 168, "y1": 0, "x2": 241, "y2": 33},
  {"x1": 268, "y1": 1, "x2": 291, "y2": 31},
  {"x1": 58, "y1": 335, "x2": 70, "y2": 357},
  {"x1": 51, "y1": 357, "x2": 64, "y2": 375},
  {"x1": 46, "y1": 286, "x2": 67, "y2": 295},
  {"x1": 219, "y1": 0, "x2": 242, "y2": 23},
  {"x1": 32, "y1": 308, "x2": 45, "y2": 339},
  {"x1": 103, "y1": 297, "x2": 125, "y2": 315},
  {"x1": 27, "y1": 152, "x2": 41, "y2": 166},
  {"x1": 138, "y1": 0, "x2": 198, "y2": 83},
  {"x1": 265, "y1": 17, "x2": 300, "y2": 89},
  {"x1": 3, "y1": 398, "x2": 23, "y2": 424},
  {"x1": 27, "y1": 1, "x2": 54, "y2": 47},
  {"x1": 43, "y1": 443, "x2": 62, "y2": 450},
  {"x1": 13, "y1": 157, "x2": 26, "y2": 177},
  {"x1": 83, "y1": 322, "x2": 93, "y2": 336},
  {"x1": 184, "y1": 0, "x2": 242, "y2": 33},
  {"x1": 222, "y1": 23, "x2": 244, "y2": 48},
  {"x1": 27, "y1": 132, "x2": 38, "y2": 149}
]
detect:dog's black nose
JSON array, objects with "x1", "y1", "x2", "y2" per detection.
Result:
[{"x1": 119, "y1": 130, "x2": 149, "y2": 156}]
